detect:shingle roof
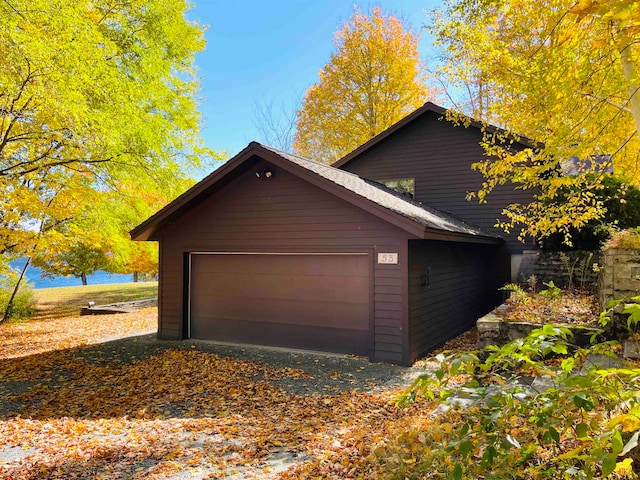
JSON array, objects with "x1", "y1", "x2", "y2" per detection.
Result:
[
  {"x1": 259, "y1": 143, "x2": 500, "y2": 239},
  {"x1": 131, "y1": 141, "x2": 501, "y2": 242}
]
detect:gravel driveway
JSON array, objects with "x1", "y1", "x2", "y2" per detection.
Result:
[
  {"x1": 1, "y1": 333, "x2": 429, "y2": 479},
  {"x1": 68, "y1": 333, "x2": 418, "y2": 395}
]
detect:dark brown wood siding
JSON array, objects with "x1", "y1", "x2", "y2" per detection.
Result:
[
  {"x1": 339, "y1": 110, "x2": 534, "y2": 254},
  {"x1": 157, "y1": 158, "x2": 412, "y2": 364},
  {"x1": 407, "y1": 239, "x2": 501, "y2": 363}
]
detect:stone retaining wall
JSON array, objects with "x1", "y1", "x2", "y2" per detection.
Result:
[
  {"x1": 477, "y1": 310, "x2": 601, "y2": 349},
  {"x1": 600, "y1": 248, "x2": 640, "y2": 307},
  {"x1": 519, "y1": 250, "x2": 599, "y2": 288}
]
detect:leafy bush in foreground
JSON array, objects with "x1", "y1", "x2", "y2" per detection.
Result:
[
  {"x1": 0, "y1": 270, "x2": 35, "y2": 320},
  {"x1": 387, "y1": 322, "x2": 640, "y2": 479}
]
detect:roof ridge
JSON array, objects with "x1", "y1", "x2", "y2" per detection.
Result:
[
  {"x1": 332, "y1": 101, "x2": 540, "y2": 168},
  {"x1": 256, "y1": 142, "x2": 500, "y2": 239},
  {"x1": 258, "y1": 142, "x2": 363, "y2": 179}
]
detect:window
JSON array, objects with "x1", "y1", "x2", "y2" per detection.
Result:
[{"x1": 379, "y1": 178, "x2": 415, "y2": 198}]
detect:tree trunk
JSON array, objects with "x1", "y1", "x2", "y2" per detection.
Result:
[
  {"x1": 1, "y1": 257, "x2": 31, "y2": 323},
  {"x1": 81, "y1": 272, "x2": 87, "y2": 286},
  {"x1": 133, "y1": 271, "x2": 139, "y2": 283},
  {"x1": 618, "y1": 29, "x2": 640, "y2": 145}
]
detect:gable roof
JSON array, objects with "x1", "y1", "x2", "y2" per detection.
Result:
[
  {"x1": 131, "y1": 142, "x2": 500, "y2": 244},
  {"x1": 332, "y1": 102, "x2": 539, "y2": 169}
]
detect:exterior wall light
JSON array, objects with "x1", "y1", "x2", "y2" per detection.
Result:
[{"x1": 256, "y1": 168, "x2": 275, "y2": 179}]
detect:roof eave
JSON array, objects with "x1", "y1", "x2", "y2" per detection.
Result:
[
  {"x1": 131, "y1": 141, "x2": 502, "y2": 245},
  {"x1": 422, "y1": 227, "x2": 502, "y2": 244}
]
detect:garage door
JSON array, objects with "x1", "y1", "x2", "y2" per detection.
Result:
[{"x1": 189, "y1": 253, "x2": 371, "y2": 355}]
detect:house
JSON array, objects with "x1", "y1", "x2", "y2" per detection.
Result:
[{"x1": 131, "y1": 102, "x2": 536, "y2": 365}]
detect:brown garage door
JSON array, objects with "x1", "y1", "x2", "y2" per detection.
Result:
[{"x1": 189, "y1": 253, "x2": 371, "y2": 355}]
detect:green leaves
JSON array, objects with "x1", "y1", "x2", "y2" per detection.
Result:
[
  {"x1": 601, "y1": 453, "x2": 618, "y2": 477},
  {"x1": 397, "y1": 318, "x2": 640, "y2": 479},
  {"x1": 450, "y1": 462, "x2": 463, "y2": 480},
  {"x1": 543, "y1": 427, "x2": 561, "y2": 445},
  {"x1": 575, "y1": 423, "x2": 590, "y2": 439},
  {"x1": 623, "y1": 302, "x2": 640, "y2": 328},
  {"x1": 573, "y1": 392, "x2": 595, "y2": 411}
]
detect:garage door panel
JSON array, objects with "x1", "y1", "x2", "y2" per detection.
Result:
[
  {"x1": 190, "y1": 297, "x2": 369, "y2": 330},
  {"x1": 192, "y1": 254, "x2": 368, "y2": 276},
  {"x1": 191, "y1": 318, "x2": 370, "y2": 356},
  {"x1": 189, "y1": 253, "x2": 371, "y2": 354},
  {"x1": 191, "y1": 273, "x2": 369, "y2": 305}
]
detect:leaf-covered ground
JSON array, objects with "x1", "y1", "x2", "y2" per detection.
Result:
[
  {"x1": 0, "y1": 308, "x2": 439, "y2": 479},
  {"x1": 1, "y1": 308, "x2": 156, "y2": 358},
  {"x1": 497, "y1": 290, "x2": 600, "y2": 325}
]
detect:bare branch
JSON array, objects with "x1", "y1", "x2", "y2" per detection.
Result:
[
  {"x1": 2, "y1": 0, "x2": 25, "y2": 18},
  {"x1": 252, "y1": 94, "x2": 301, "y2": 152},
  {"x1": 0, "y1": 156, "x2": 115, "y2": 177},
  {"x1": 576, "y1": 91, "x2": 633, "y2": 115}
]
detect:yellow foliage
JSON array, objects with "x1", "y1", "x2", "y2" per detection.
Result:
[
  {"x1": 293, "y1": 7, "x2": 436, "y2": 164},
  {"x1": 0, "y1": 0, "x2": 213, "y2": 276},
  {"x1": 431, "y1": 0, "x2": 640, "y2": 243}
]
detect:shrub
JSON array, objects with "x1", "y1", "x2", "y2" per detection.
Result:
[
  {"x1": 604, "y1": 228, "x2": 640, "y2": 250},
  {"x1": 392, "y1": 321, "x2": 640, "y2": 479},
  {"x1": 0, "y1": 271, "x2": 35, "y2": 320},
  {"x1": 539, "y1": 280, "x2": 562, "y2": 299},
  {"x1": 541, "y1": 175, "x2": 640, "y2": 250}
]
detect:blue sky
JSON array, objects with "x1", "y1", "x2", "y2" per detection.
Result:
[{"x1": 189, "y1": 1, "x2": 443, "y2": 157}]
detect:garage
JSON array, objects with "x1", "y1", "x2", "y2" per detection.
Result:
[
  {"x1": 188, "y1": 252, "x2": 372, "y2": 355},
  {"x1": 131, "y1": 143, "x2": 501, "y2": 364}
]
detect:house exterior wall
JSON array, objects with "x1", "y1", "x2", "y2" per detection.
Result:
[
  {"x1": 339, "y1": 110, "x2": 534, "y2": 255},
  {"x1": 156, "y1": 158, "x2": 413, "y2": 364},
  {"x1": 407, "y1": 239, "x2": 501, "y2": 363}
]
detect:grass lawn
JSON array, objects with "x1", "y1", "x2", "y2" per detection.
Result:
[{"x1": 33, "y1": 281, "x2": 158, "y2": 319}]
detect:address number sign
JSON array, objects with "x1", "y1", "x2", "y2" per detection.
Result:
[{"x1": 377, "y1": 253, "x2": 398, "y2": 264}]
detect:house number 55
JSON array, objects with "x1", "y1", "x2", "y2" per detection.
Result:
[{"x1": 377, "y1": 253, "x2": 398, "y2": 264}]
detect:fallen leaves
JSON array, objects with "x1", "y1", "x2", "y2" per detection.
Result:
[
  {"x1": 0, "y1": 308, "x2": 432, "y2": 479},
  {"x1": 0, "y1": 308, "x2": 156, "y2": 359},
  {"x1": 498, "y1": 290, "x2": 600, "y2": 325}
]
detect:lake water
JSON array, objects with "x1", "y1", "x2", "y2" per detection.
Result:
[{"x1": 8, "y1": 259, "x2": 134, "y2": 289}]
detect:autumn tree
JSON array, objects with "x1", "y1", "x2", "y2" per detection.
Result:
[
  {"x1": 0, "y1": 0, "x2": 209, "y2": 253},
  {"x1": 431, "y1": 0, "x2": 640, "y2": 243},
  {"x1": 293, "y1": 7, "x2": 434, "y2": 163},
  {"x1": 31, "y1": 170, "x2": 195, "y2": 287},
  {"x1": 34, "y1": 242, "x2": 109, "y2": 286},
  {"x1": 0, "y1": 0, "x2": 213, "y2": 318},
  {"x1": 91, "y1": 180, "x2": 192, "y2": 282}
]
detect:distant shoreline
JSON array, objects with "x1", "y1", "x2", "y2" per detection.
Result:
[
  {"x1": 8, "y1": 259, "x2": 136, "y2": 289},
  {"x1": 33, "y1": 280, "x2": 157, "y2": 291}
]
